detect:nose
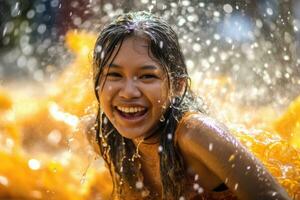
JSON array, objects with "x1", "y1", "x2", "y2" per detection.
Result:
[{"x1": 118, "y1": 79, "x2": 142, "y2": 99}]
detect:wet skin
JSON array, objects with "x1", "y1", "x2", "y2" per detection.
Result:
[
  {"x1": 176, "y1": 113, "x2": 291, "y2": 200},
  {"x1": 98, "y1": 36, "x2": 291, "y2": 200}
]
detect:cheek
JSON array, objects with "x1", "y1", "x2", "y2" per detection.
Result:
[
  {"x1": 148, "y1": 81, "x2": 170, "y2": 108},
  {"x1": 99, "y1": 84, "x2": 114, "y2": 110},
  {"x1": 159, "y1": 79, "x2": 170, "y2": 101}
]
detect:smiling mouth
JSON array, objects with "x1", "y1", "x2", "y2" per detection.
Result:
[{"x1": 115, "y1": 106, "x2": 148, "y2": 120}]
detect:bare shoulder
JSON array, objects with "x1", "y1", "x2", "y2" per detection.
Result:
[
  {"x1": 176, "y1": 112, "x2": 292, "y2": 200},
  {"x1": 178, "y1": 112, "x2": 228, "y2": 130},
  {"x1": 176, "y1": 112, "x2": 234, "y2": 152}
]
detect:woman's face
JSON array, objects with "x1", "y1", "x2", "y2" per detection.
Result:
[{"x1": 98, "y1": 36, "x2": 170, "y2": 140}]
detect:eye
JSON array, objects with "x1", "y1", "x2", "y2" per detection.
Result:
[
  {"x1": 106, "y1": 72, "x2": 122, "y2": 81},
  {"x1": 107, "y1": 72, "x2": 122, "y2": 77},
  {"x1": 140, "y1": 74, "x2": 158, "y2": 79}
]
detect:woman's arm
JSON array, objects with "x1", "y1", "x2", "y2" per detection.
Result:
[{"x1": 177, "y1": 113, "x2": 291, "y2": 200}]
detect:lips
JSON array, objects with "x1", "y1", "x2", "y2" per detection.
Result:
[{"x1": 115, "y1": 106, "x2": 148, "y2": 120}]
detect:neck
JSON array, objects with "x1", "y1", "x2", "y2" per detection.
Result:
[
  {"x1": 142, "y1": 131, "x2": 160, "y2": 144},
  {"x1": 133, "y1": 122, "x2": 162, "y2": 146},
  {"x1": 133, "y1": 137, "x2": 160, "y2": 161}
]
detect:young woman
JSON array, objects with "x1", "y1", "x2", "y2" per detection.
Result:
[{"x1": 92, "y1": 11, "x2": 291, "y2": 200}]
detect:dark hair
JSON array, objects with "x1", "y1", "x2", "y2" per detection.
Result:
[{"x1": 93, "y1": 11, "x2": 204, "y2": 200}]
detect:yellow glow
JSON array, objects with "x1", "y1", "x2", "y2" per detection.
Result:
[
  {"x1": 28, "y1": 159, "x2": 41, "y2": 170},
  {"x1": 0, "y1": 30, "x2": 299, "y2": 200},
  {"x1": 49, "y1": 102, "x2": 79, "y2": 129}
]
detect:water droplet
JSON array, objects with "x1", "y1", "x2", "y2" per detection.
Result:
[
  {"x1": 283, "y1": 55, "x2": 290, "y2": 61},
  {"x1": 225, "y1": 177, "x2": 229, "y2": 183},
  {"x1": 179, "y1": 196, "x2": 185, "y2": 200},
  {"x1": 266, "y1": 8, "x2": 273, "y2": 16},
  {"x1": 103, "y1": 117, "x2": 108, "y2": 124},
  {"x1": 103, "y1": 3, "x2": 113, "y2": 12},
  {"x1": 177, "y1": 17, "x2": 186, "y2": 27},
  {"x1": 0, "y1": 176, "x2": 9, "y2": 186},
  {"x1": 36, "y1": 3, "x2": 46, "y2": 13},
  {"x1": 214, "y1": 34, "x2": 221, "y2": 40},
  {"x1": 73, "y1": 17, "x2": 82, "y2": 26},
  {"x1": 234, "y1": 183, "x2": 239, "y2": 190},
  {"x1": 141, "y1": 190, "x2": 150, "y2": 197},
  {"x1": 192, "y1": 43, "x2": 201, "y2": 52},
  {"x1": 188, "y1": 14, "x2": 198, "y2": 22},
  {"x1": 4, "y1": 138, "x2": 14, "y2": 149},
  {"x1": 28, "y1": 159, "x2": 41, "y2": 170},
  {"x1": 228, "y1": 154, "x2": 235, "y2": 162},
  {"x1": 209, "y1": 143, "x2": 213, "y2": 151},
  {"x1": 159, "y1": 41, "x2": 163, "y2": 49},
  {"x1": 193, "y1": 183, "x2": 199, "y2": 190},
  {"x1": 194, "y1": 174, "x2": 199, "y2": 181},
  {"x1": 198, "y1": 187, "x2": 204, "y2": 194},
  {"x1": 95, "y1": 45, "x2": 102, "y2": 53},
  {"x1": 51, "y1": 0, "x2": 59, "y2": 7},
  {"x1": 2, "y1": 23, "x2": 11, "y2": 37},
  {"x1": 167, "y1": 133, "x2": 172, "y2": 140},
  {"x1": 11, "y1": 2, "x2": 21, "y2": 17},
  {"x1": 208, "y1": 56, "x2": 216, "y2": 63},
  {"x1": 186, "y1": 60, "x2": 194, "y2": 70},
  {"x1": 223, "y1": 4, "x2": 233, "y2": 14},
  {"x1": 206, "y1": 40, "x2": 211, "y2": 46},
  {"x1": 48, "y1": 129, "x2": 62, "y2": 145},
  {"x1": 171, "y1": 97, "x2": 176, "y2": 104},
  {"x1": 284, "y1": 73, "x2": 290, "y2": 79},
  {"x1": 135, "y1": 181, "x2": 143, "y2": 189},
  {"x1": 213, "y1": 11, "x2": 220, "y2": 17},
  {"x1": 37, "y1": 24, "x2": 47, "y2": 34},
  {"x1": 199, "y1": 2, "x2": 205, "y2": 7},
  {"x1": 181, "y1": 0, "x2": 190, "y2": 6},
  {"x1": 101, "y1": 51, "x2": 105, "y2": 59},
  {"x1": 158, "y1": 145, "x2": 163, "y2": 152},
  {"x1": 141, "y1": 0, "x2": 149, "y2": 4},
  {"x1": 26, "y1": 10, "x2": 35, "y2": 19},
  {"x1": 160, "y1": 115, "x2": 165, "y2": 122}
]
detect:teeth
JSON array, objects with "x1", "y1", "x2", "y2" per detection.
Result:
[{"x1": 117, "y1": 106, "x2": 146, "y2": 113}]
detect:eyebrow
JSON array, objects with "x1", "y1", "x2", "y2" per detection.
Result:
[{"x1": 109, "y1": 63, "x2": 159, "y2": 70}]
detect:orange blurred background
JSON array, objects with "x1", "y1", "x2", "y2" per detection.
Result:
[{"x1": 0, "y1": 30, "x2": 299, "y2": 200}]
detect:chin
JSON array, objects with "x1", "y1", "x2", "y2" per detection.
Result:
[{"x1": 117, "y1": 129, "x2": 148, "y2": 141}]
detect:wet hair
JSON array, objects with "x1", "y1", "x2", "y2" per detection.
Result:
[{"x1": 93, "y1": 11, "x2": 204, "y2": 200}]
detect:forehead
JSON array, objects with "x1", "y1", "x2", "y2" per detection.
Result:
[
  {"x1": 122, "y1": 36, "x2": 150, "y2": 53},
  {"x1": 109, "y1": 36, "x2": 158, "y2": 67}
]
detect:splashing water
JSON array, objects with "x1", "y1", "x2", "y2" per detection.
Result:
[{"x1": 0, "y1": 1, "x2": 300, "y2": 199}]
